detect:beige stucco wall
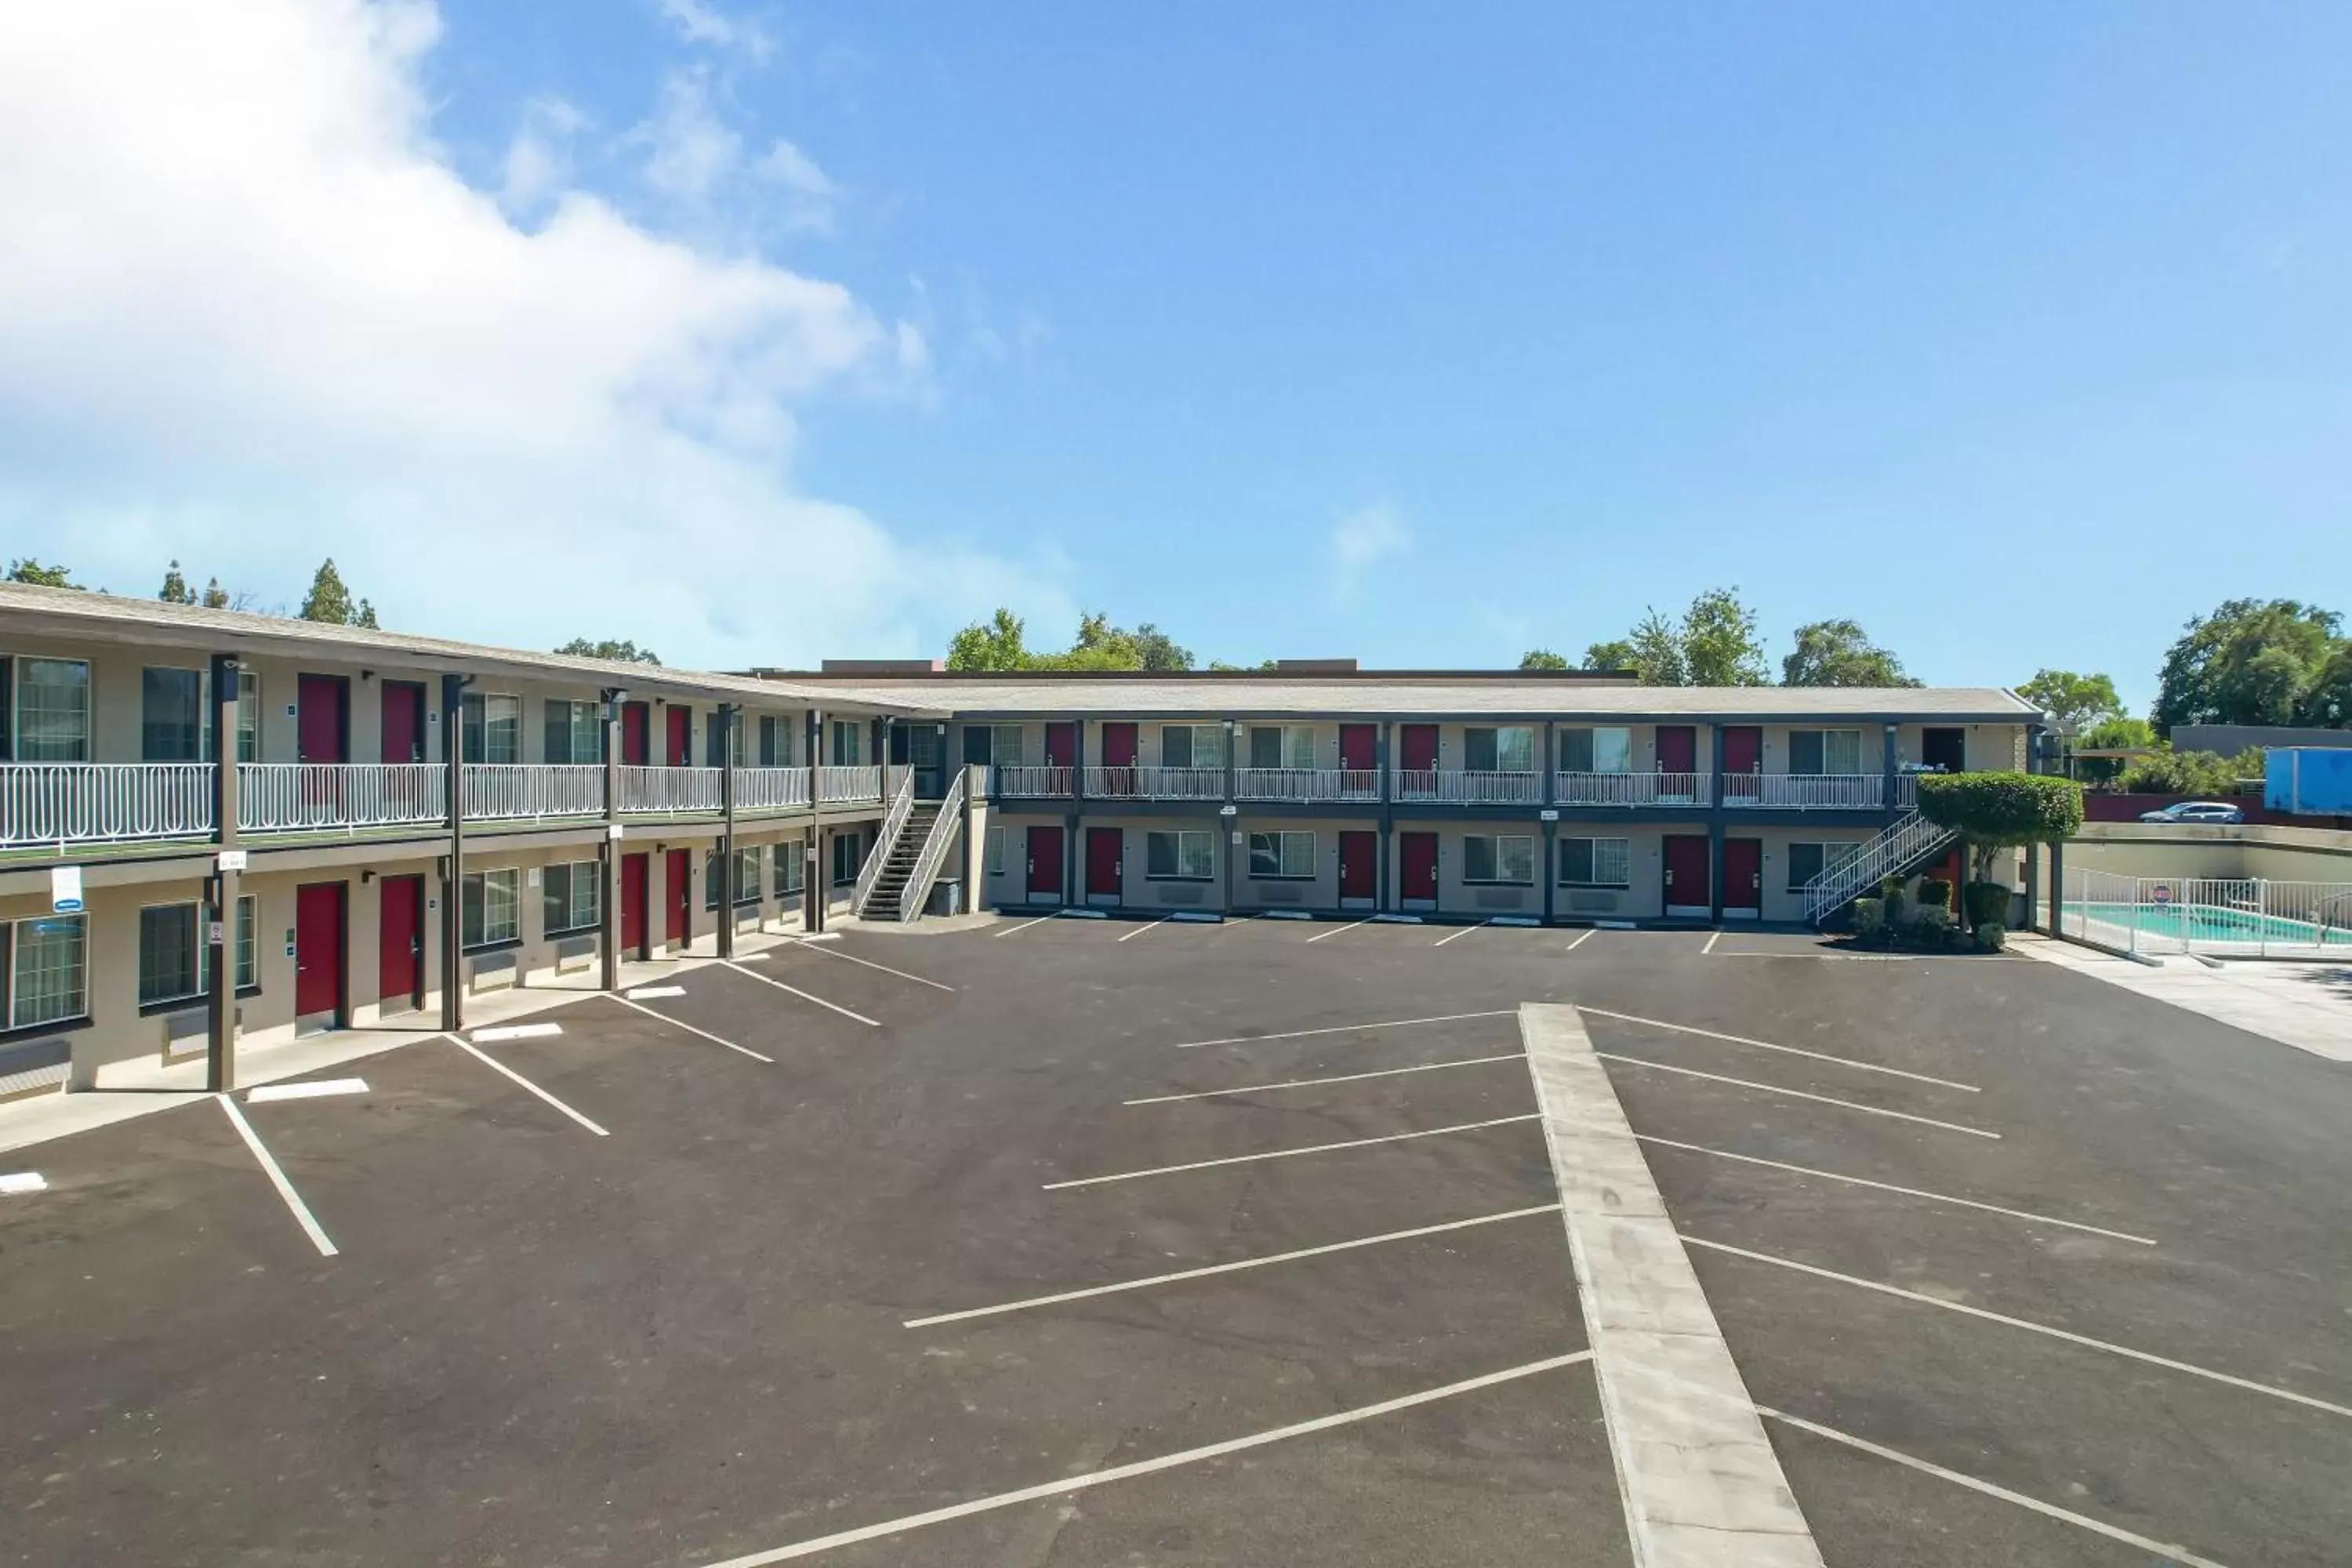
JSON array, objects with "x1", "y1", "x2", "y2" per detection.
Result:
[{"x1": 2063, "y1": 826, "x2": 2352, "y2": 884}]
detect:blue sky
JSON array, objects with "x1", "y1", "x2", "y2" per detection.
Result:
[{"x1": 3, "y1": 3, "x2": 2346, "y2": 709}]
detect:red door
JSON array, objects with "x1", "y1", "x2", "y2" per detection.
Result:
[
  {"x1": 1400, "y1": 724, "x2": 1439, "y2": 772},
  {"x1": 622, "y1": 702, "x2": 651, "y2": 766},
  {"x1": 1085, "y1": 826, "x2": 1123, "y2": 902},
  {"x1": 380, "y1": 681, "x2": 426, "y2": 764},
  {"x1": 1044, "y1": 723, "x2": 1077, "y2": 771},
  {"x1": 377, "y1": 875, "x2": 422, "y2": 1013},
  {"x1": 295, "y1": 880, "x2": 346, "y2": 1023},
  {"x1": 1657, "y1": 725, "x2": 1697, "y2": 775},
  {"x1": 1339, "y1": 724, "x2": 1377, "y2": 773},
  {"x1": 621, "y1": 852, "x2": 649, "y2": 956},
  {"x1": 666, "y1": 707, "x2": 692, "y2": 766},
  {"x1": 1339, "y1": 830, "x2": 1377, "y2": 902},
  {"x1": 297, "y1": 675, "x2": 347, "y2": 763},
  {"x1": 1027, "y1": 826, "x2": 1064, "y2": 901},
  {"x1": 1101, "y1": 723, "x2": 1138, "y2": 796},
  {"x1": 1722, "y1": 727, "x2": 1762, "y2": 775},
  {"x1": 1400, "y1": 831, "x2": 1439, "y2": 905},
  {"x1": 1664, "y1": 836, "x2": 1711, "y2": 913},
  {"x1": 666, "y1": 848, "x2": 691, "y2": 943},
  {"x1": 1723, "y1": 838, "x2": 1762, "y2": 916}
]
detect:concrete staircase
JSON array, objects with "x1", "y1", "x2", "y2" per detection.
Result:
[
  {"x1": 858, "y1": 801, "x2": 942, "y2": 920},
  {"x1": 1803, "y1": 810, "x2": 1960, "y2": 925}
]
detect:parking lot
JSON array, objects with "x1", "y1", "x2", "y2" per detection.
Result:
[{"x1": 4, "y1": 917, "x2": 2350, "y2": 1566}]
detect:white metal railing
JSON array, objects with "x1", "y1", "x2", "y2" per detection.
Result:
[
  {"x1": 463, "y1": 763, "x2": 605, "y2": 822},
  {"x1": 733, "y1": 766, "x2": 811, "y2": 813},
  {"x1": 1725, "y1": 773, "x2": 1885, "y2": 809},
  {"x1": 2058, "y1": 869, "x2": 2352, "y2": 959},
  {"x1": 1392, "y1": 768, "x2": 1544, "y2": 805},
  {"x1": 855, "y1": 768, "x2": 917, "y2": 915},
  {"x1": 968, "y1": 764, "x2": 991, "y2": 801},
  {"x1": 1801, "y1": 811, "x2": 1955, "y2": 923},
  {"x1": 1082, "y1": 764, "x2": 1225, "y2": 800},
  {"x1": 887, "y1": 764, "x2": 910, "y2": 800},
  {"x1": 1551, "y1": 771, "x2": 1709, "y2": 807},
  {"x1": 817, "y1": 764, "x2": 884, "y2": 804},
  {"x1": 0, "y1": 762, "x2": 214, "y2": 847},
  {"x1": 1895, "y1": 774, "x2": 1920, "y2": 810},
  {"x1": 897, "y1": 768, "x2": 967, "y2": 921},
  {"x1": 1233, "y1": 768, "x2": 1381, "y2": 803},
  {"x1": 989, "y1": 764, "x2": 1073, "y2": 797},
  {"x1": 240, "y1": 764, "x2": 445, "y2": 833},
  {"x1": 616, "y1": 764, "x2": 721, "y2": 815}
]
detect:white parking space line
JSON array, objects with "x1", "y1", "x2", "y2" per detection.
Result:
[
  {"x1": 906, "y1": 1203, "x2": 1562, "y2": 1328},
  {"x1": 1702, "y1": 928, "x2": 1723, "y2": 954},
  {"x1": 612, "y1": 994, "x2": 775, "y2": 1064},
  {"x1": 791, "y1": 940, "x2": 955, "y2": 991},
  {"x1": 1579, "y1": 1006, "x2": 1980, "y2": 1093},
  {"x1": 1305, "y1": 918, "x2": 1370, "y2": 944},
  {"x1": 1563, "y1": 927, "x2": 1595, "y2": 951},
  {"x1": 1116, "y1": 916, "x2": 1170, "y2": 943},
  {"x1": 448, "y1": 1036, "x2": 611, "y2": 1137},
  {"x1": 1042, "y1": 1113, "x2": 1539, "y2": 1189},
  {"x1": 1686, "y1": 1235, "x2": 2352, "y2": 1422},
  {"x1": 1123, "y1": 1054, "x2": 1528, "y2": 1105},
  {"x1": 1633, "y1": 1134, "x2": 2157, "y2": 1245},
  {"x1": 722, "y1": 960, "x2": 880, "y2": 1027},
  {"x1": 1174, "y1": 1009, "x2": 1513, "y2": 1051},
  {"x1": 1431, "y1": 919, "x2": 1490, "y2": 948},
  {"x1": 692, "y1": 1352, "x2": 1595, "y2": 1567},
  {"x1": 473, "y1": 1022, "x2": 563, "y2": 1043},
  {"x1": 0, "y1": 1171, "x2": 48, "y2": 1196},
  {"x1": 1520, "y1": 1004, "x2": 1827, "y2": 1568},
  {"x1": 216, "y1": 1094, "x2": 338, "y2": 1258},
  {"x1": 1597, "y1": 1053, "x2": 2001, "y2": 1139},
  {"x1": 625, "y1": 985, "x2": 688, "y2": 1000},
  {"x1": 246, "y1": 1077, "x2": 367, "y2": 1104},
  {"x1": 993, "y1": 914, "x2": 1057, "y2": 938},
  {"x1": 1755, "y1": 1406, "x2": 2232, "y2": 1568}
]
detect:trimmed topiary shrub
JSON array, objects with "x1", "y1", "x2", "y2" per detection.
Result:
[
  {"x1": 1974, "y1": 920, "x2": 2007, "y2": 953},
  {"x1": 1915, "y1": 771, "x2": 2085, "y2": 892},
  {"x1": 1849, "y1": 897, "x2": 1886, "y2": 940},
  {"x1": 1917, "y1": 876, "x2": 1953, "y2": 909},
  {"x1": 1963, "y1": 880, "x2": 2012, "y2": 927},
  {"x1": 1906, "y1": 906, "x2": 1953, "y2": 946}
]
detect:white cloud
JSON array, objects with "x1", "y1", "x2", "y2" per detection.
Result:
[
  {"x1": 657, "y1": 0, "x2": 771, "y2": 59},
  {"x1": 1327, "y1": 503, "x2": 1410, "y2": 599},
  {"x1": 0, "y1": 0, "x2": 1065, "y2": 665},
  {"x1": 632, "y1": 68, "x2": 742, "y2": 204},
  {"x1": 499, "y1": 95, "x2": 585, "y2": 216},
  {"x1": 753, "y1": 138, "x2": 838, "y2": 234}
]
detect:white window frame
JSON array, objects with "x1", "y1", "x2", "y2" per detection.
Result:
[
  {"x1": 543, "y1": 860, "x2": 602, "y2": 935},
  {"x1": 237, "y1": 669, "x2": 261, "y2": 764},
  {"x1": 830, "y1": 720, "x2": 865, "y2": 767},
  {"x1": 1789, "y1": 728, "x2": 1864, "y2": 776},
  {"x1": 773, "y1": 840, "x2": 807, "y2": 896},
  {"x1": 544, "y1": 700, "x2": 604, "y2": 767},
  {"x1": 6, "y1": 913, "x2": 89, "y2": 1029},
  {"x1": 1158, "y1": 723, "x2": 1224, "y2": 770},
  {"x1": 463, "y1": 867, "x2": 520, "y2": 948},
  {"x1": 1248, "y1": 724, "x2": 1318, "y2": 771},
  {"x1": 985, "y1": 826, "x2": 1007, "y2": 877},
  {"x1": 1145, "y1": 829, "x2": 1215, "y2": 881},
  {"x1": 1558, "y1": 837, "x2": 1632, "y2": 888},
  {"x1": 140, "y1": 665, "x2": 209, "y2": 763},
  {"x1": 1247, "y1": 829, "x2": 1316, "y2": 880},
  {"x1": 1786, "y1": 840, "x2": 1863, "y2": 892},
  {"x1": 463, "y1": 693, "x2": 521, "y2": 764},
  {"x1": 1462, "y1": 833, "x2": 1536, "y2": 885},
  {"x1": 986, "y1": 724, "x2": 1026, "y2": 768},
  {"x1": 9, "y1": 655, "x2": 93, "y2": 762},
  {"x1": 136, "y1": 894, "x2": 260, "y2": 1006}
]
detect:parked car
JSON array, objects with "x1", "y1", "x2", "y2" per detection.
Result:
[{"x1": 2139, "y1": 800, "x2": 2245, "y2": 825}]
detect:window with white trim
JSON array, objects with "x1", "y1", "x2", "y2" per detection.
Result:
[
  {"x1": 1786, "y1": 841, "x2": 1864, "y2": 891},
  {"x1": 543, "y1": 861, "x2": 601, "y2": 935},
  {"x1": 461, "y1": 694, "x2": 521, "y2": 764},
  {"x1": 1463, "y1": 833, "x2": 1535, "y2": 884},
  {"x1": 773, "y1": 840, "x2": 806, "y2": 895},
  {"x1": 236, "y1": 670, "x2": 260, "y2": 763},
  {"x1": 1788, "y1": 729, "x2": 1864, "y2": 775},
  {"x1": 136, "y1": 895, "x2": 259, "y2": 1006},
  {"x1": 1559, "y1": 837, "x2": 1632, "y2": 887},
  {"x1": 1145, "y1": 829, "x2": 1214, "y2": 880},
  {"x1": 1247, "y1": 830, "x2": 1315, "y2": 880},
  {"x1": 1557, "y1": 727, "x2": 1633, "y2": 774},
  {"x1": 1160, "y1": 724, "x2": 1224, "y2": 770},
  {"x1": 5, "y1": 913, "x2": 88, "y2": 1029},
  {"x1": 984, "y1": 826, "x2": 1006, "y2": 877},
  {"x1": 829, "y1": 720, "x2": 865, "y2": 767},
  {"x1": 1247, "y1": 725, "x2": 1317, "y2": 771},
  {"x1": 1465, "y1": 727, "x2": 1536, "y2": 772},
  {"x1": 831, "y1": 829, "x2": 864, "y2": 885},
  {"x1": 8, "y1": 656, "x2": 91, "y2": 761},
  {"x1": 141, "y1": 667, "x2": 207, "y2": 761},
  {"x1": 543, "y1": 701, "x2": 605, "y2": 766},
  {"x1": 461, "y1": 868, "x2": 519, "y2": 947}
]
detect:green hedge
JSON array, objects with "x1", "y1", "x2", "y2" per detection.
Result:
[
  {"x1": 1962, "y1": 880, "x2": 2012, "y2": 926},
  {"x1": 1915, "y1": 771, "x2": 2084, "y2": 845}
]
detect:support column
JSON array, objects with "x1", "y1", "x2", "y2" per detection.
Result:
[
  {"x1": 2047, "y1": 839, "x2": 2065, "y2": 938},
  {"x1": 1222, "y1": 718, "x2": 1239, "y2": 918},
  {"x1": 205, "y1": 652, "x2": 242, "y2": 1093},
  {"x1": 599, "y1": 690, "x2": 624, "y2": 989},
  {"x1": 1707, "y1": 725, "x2": 1728, "y2": 924},
  {"x1": 1541, "y1": 815, "x2": 1557, "y2": 926},
  {"x1": 717, "y1": 703, "x2": 738, "y2": 959},
  {"x1": 439, "y1": 673, "x2": 470, "y2": 1033},
  {"x1": 1883, "y1": 723, "x2": 1900, "y2": 822},
  {"x1": 1377, "y1": 721, "x2": 1392, "y2": 914},
  {"x1": 1063, "y1": 811, "x2": 1079, "y2": 906},
  {"x1": 807, "y1": 708, "x2": 826, "y2": 935},
  {"x1": 2022, "y1": 840, "x2": 2040, "y2": 935}
]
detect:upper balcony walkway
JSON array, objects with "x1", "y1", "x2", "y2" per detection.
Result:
[{"x1": 974, "y1": 763, "x2": 1911, "y2": 812}]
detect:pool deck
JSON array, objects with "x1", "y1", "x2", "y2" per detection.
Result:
[{"x1": 2016, "y1": 933, "x2": 2352, "y2": 1063}]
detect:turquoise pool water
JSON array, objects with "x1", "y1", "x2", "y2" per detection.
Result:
[{"x1": 2081, "y1": 901, "x2": 2352, "y2": 947}]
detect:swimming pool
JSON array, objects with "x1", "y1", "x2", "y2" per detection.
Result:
[{"x1": 2078, "y1": 901, "x2": 2352, "y2": 950}]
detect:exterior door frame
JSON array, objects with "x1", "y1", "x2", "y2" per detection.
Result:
[
  {"x1": 1027, "y1": 825, "x2": 1064, "y2": 904},
  {"x1": 294, "y1": 880, "x2": 348, "y2": 1033},
  {"x1": 621, "y1": 851, "x2": 650, "y2": 959},
  {"x1": 1399, "y1": 829, "x2": 1439, "y2": 909},
  {"x1": 1664, "y1": 834, "x2": 1711, "y2": 918},
  {"x1": 1722, "y1": 837, "x2": 1762, "y2": 920},
  {"x1": 379, "y1": 680, "x2": 427, "y2": 765},
  {"x1": 297, "y1": 673, "x2": 350, "y2": 764},
  {"x1": 376, "y1": 873, "x2": 424, "y2": 1014},
  {"x1": 1338, "y1": 829, "x2": 1377, "y2": 908},
  {"x1": 665, "y1": 848, "x2": 691, "y2": 947},
  {"x1": 1084, "y1": 826, "x2": 1123, "y2": 906}
]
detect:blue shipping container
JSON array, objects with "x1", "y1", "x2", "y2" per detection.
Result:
[{"x1": 2266, "y1": 746, "x2": 2352, "y2": 815}]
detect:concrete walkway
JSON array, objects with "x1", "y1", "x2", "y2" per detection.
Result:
[{"x1": 2015, "y1": 932, "x2": 2352, "y2": 1063}]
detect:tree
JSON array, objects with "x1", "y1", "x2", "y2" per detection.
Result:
[
  {"x1": 5, "y1": 558, "x2": 82, "y2": 589},
  {"x1": 159, "y1": 561, "x2": 195, "y2": 604},
  {"x1": 1519, "y1": 648, "x2": 1570, "y2": 670},
  {"x1": 2117, "y1": 746, "x2": 2261, "y2": 797},
  {"x1": 299, "y1": 558, "x2": 377, "y2": 627},
  {"x1": 1915, "y1": 771, "x2": 2085, "y2": 927},
  {"x1": 947, "y1": 608, "x2": 1033, "y2": 671},
  {"x1": 2152, "y1": 598, "x2": 2343, "y2": 734},
  {"x1": 1584, "y1": 587, "x2": 1766, "y2": 686},
  {"x1": 1782, "y1": 619, "x2": 1920, "y2": 688},
  {"x1": 948, "y1": 608, "x2": 1200, "y2": 672},
  {"x1": 1582, "y1": 639, "x2": 1639, "y2": 674},
  {"x1": 2018, "y1": 670, "x2": 2124, "y2": 735},
  {"x1": 201, "y1": 578, "x2": 232, "y2": 609},
  {"x1": 2073, "y1": 714, "x2": 2155, "y2": 784},
  {"x1": 555, "y1": 637, "x2": 662, "y2": 666}
]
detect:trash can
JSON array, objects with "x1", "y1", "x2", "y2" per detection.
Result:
[{"x1": 930, "y1": 879, "x2": 964, "y2": 916}]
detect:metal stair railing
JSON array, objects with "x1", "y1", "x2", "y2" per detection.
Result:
[
  {"x1": 1802, "y1": 810, "x2": 1956, "y2": 924},
  {"x1": 852, "y1": 767, "x2": 918, "y2": 916},
  {"x1": 896, "y1": 768, "x2": 968, "y2": 921}
]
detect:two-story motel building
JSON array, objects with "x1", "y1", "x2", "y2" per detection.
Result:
[{"x1": 0, "y1": 584, "x2": 2039, "y2": 1100}]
